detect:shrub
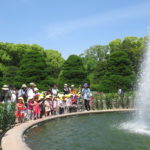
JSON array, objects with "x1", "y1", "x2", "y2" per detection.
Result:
[
  {"x1": 0, "y1": 103, "x2": 16, "y2": 133},
  {"x1": 92, "y1": 92, "x2": 134, "y2": 110}
]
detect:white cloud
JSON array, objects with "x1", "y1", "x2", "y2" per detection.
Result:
[{"x1": 46, "y1": 1, "x2": 150, "y2": 38}]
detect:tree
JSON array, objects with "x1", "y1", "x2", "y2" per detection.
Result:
[
  {"x1": 122, "y1": 36, "x2": 146, "y2": 72},
  {"x1": 94, "y1": 60, "x2": 107, "y2": 83},
  {"x1": 0, "y1": 63, "x2": 6, "y2": 87},
  {"x1": 3, "y1": 66, "x2": 18, "y2": 86},
  {"x1": 15, "y1": 47, "x2": 48, "y2": 89},
  {"x1": 80, "y1": 45, "x2": 109, "y2": 84},
  {"x1": 45, "y1": 49, "x2": 64, "y2": 78},
  {"x1": 109, "y1": 39, "x2": 122, "y2": 52},
  {"x1": 109, "y1": 37, "x2": 147, "y2": 73},
  {"x1": 0, "y1": 42, "x2": 29, "y2": 66},
  {"x1": 99, "y1": 51, "x2": 135, "y2": 92},
  {"x1": 58, "y1": 55, "x2": 87, "y2": 87}
]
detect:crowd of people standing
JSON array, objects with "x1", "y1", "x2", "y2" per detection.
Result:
[{"x1": 0, "y1": 83, "x2": 92, "y2": 123}]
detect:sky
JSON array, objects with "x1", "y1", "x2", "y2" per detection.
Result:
[{"x1": 0, "y1": 0, "x2": 150, "y2": 58}]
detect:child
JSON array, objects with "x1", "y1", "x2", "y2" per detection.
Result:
[
  {"x1": 53, "y1": 97, "x2": 58, "y2": 115},
  {"x1": 16, "y1": 97, "x2": 25, "y2": 123},
  {"x1": 70, "y1": 85, "x2": 77, "y2": 95},
  {"x1": 58, "y1": 96, "x2": 64, "y2": 114},
  {"x1": 77, "y1": 96, "x2": 84, "y2": 112},
  {"x1": 71, "y1": 96, "x2": 77, "y2": 112},
  {"x1": 66, "y1": 95, "x2": 72, "y2": 113},
  {"x1": 33, "y1": 96, "x2": 41, "y2": 120},
  {"x1": 50, "y1": 96, "x2": 54, "y2": 115},
  {"x1": 38, "y1": 95, "x2": 45, "y2": 118},
  {"x1": 27, "y1": 97, "x2": 35, "y2": 120},
  {"x1": 44, "y1": 95, "x2": 51, "y2": 116},
  {"x1": 62, "y1": 96, "x2": 67, "y2": 113}
]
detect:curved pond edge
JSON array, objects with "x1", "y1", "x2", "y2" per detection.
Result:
[{"x1": 1, "y1": 109, "x2": 135, "y2": 150}]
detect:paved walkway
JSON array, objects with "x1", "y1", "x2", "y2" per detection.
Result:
[{"x1": 1, "y1": 109, "x2": 134, "y2": 150}]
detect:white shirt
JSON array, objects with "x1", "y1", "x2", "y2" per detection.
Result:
[
  {"x1": 27, "y1": 88, "x2": 34, "y2": 99},
  {"x1": 53, "y1": 100, "x2": 57, "y2": 108},
  {"x1": 44, "y1": 100, "x2": 50, "y2": 111},
  {"x1": 52, "y1": 88, "x2": 58, "y2": 96},
  {"x1": 11, "y1": 90, "x2": 17, "y2": 102},
  {"x1": 66, "y1": 98, "x2": 71, "y2": 107}
]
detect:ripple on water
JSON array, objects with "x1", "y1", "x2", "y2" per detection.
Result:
[{"x1": 25, "y1": 112, "x2": 150, "y2": 150}]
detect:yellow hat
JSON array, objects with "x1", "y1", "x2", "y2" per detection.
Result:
[
  {"x1": 18, "y1": 97, "x2": 24, "y2": 103},
  {"x1": 65, "y1": 94, "x2": 70, "y2": 98},
  {"x1": 18, "y1": 97, "x2": 24, "y2": 100},
  {"x1": 58, "y1": 93, "x2": 63, "y2": 98},
  {"x1": 45, "y1": 95, "x2": 51, "y2": 99},
  {"x1": 38, "y1": 94, "x2": 44, "y2": 100}
]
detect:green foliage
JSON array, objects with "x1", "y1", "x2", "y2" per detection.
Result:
[
  {"x1": 80, "y1": 45, "x2": 109, "y2": 83},
  {"x1": 80, "y1": 36, "x2": 147, "y2": 92},
  {"x1": 0, "y1": 63, "x2": 6, "y2": 87},
  {"x1": 45, "y1": 49, "x2": 64, "y2": 78},
  {"x1": 3, "y1": 66, "x2": 18, "y2": 86},
  {"x1": 122, "y1": 37, "x2": 146, "y2": 72},
  {"x1": 0, "y1": 42, "x2": 29, "y2": 66},
  {"x1": 0, "y1": 42, "x2": 65, "y2": 89},
  {"x1": 94, "y1": 60, "x2": 107, "y2": 83},
  {"x1": 39, "y1": 76, "x2": 57, "y2": 90},
  {"x1": 92, "y1": 92, "x2": 134, "y2": 110},
  {"x1": 99, "y1": 51, "x2": 135, "y2": 92},
  {"x1": 59, "y1": 55, "x2": 88, "y2": 87},
  {"x1": 109, "y1": 37, "x2": 146, "y2": 72},
  {"x1": 109, "y1": 39, "x2": 122, "y2": 52},
  {"x1": 0, "y1": 36, "x2": 147, "y2": 91},
  {"x1": 90, "y1": 84, "x2": 101, "y2": 91},
  {"x1": 15, "y1": 47, "x2": 48, "y2": 88},
  {"x1": 0, "y1": 103, "x2": 16, "y2": 132}
]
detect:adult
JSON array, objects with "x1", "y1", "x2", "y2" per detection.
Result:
[
  {"x1": 11, "y1": 87, "x2": 18, "y2": 103},
  {"x1": 63, "y1": 84, "x2": 70, "y2": 95},
  {"x1": 1, "y1": 85, "x2": 11, "y2": 103},
  {"x1": 52, "y1": 85, "x2": 59, "y2": 96},
  {"x1": 18, "y1": 84, "x2": 28, "y2": 105},
  {"x1": 81, "y1": 83, "x2": 91, "y2": 111},
  {"x1": 27, "y1": 82, "x2": 36, "y2": 99}
]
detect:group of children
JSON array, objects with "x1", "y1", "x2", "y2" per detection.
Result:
[{"x1": 16, "y1": 89, "x2": 92, "y2": 123}]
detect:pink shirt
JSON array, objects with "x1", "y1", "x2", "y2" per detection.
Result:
[{"x1": 28, "y1": 101, "x2": 34, "y2": 110}]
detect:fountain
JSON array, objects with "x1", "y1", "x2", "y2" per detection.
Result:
[{"x1": 122, "y1": 37, "x2": 150, "y2": 135}]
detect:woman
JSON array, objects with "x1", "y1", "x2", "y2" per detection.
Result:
[{"x1": 81, "y1": 83, "x2": 91, "y2": 111}]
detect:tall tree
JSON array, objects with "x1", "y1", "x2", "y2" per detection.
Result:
[
  {"x1": 109, "y1": 39, "x2": 122, "y2": 52},
  {"x1": 122, "y1": 36, "x2": 146, "y2": 72},
  {"x1": 80, "y1": 45, "x2": 109, "y2": 84},
  {"x1": 99, "y1": 51, "x2": 135, "y2": 92},
  {"x1": 15, "y1": 47, "x2": 48, "y2": 88},
  {"x1": 45, "y1": 49, "x2": 64, "y2": 78},
  {"x1": 59, "y1": 55, "x2": 87, "y2": 87}
]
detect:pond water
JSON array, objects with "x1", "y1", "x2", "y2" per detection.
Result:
[{"x1": 25, "y1": 112, "x2": 150, "y2": 150}]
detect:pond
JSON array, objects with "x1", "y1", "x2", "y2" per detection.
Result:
[{"x1": 25, "y1": 112, "x2": 150, "y2": 150}]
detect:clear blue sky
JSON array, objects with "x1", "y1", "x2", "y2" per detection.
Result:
[{"x1": 0, "y1": 0, "x2": 150, "y2": 58}]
